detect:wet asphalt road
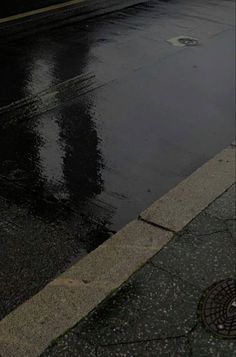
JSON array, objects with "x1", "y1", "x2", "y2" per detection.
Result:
[
  {"x1": 0, "y1": 0, "x2": 69, "y2": 17},
  {"x1": 0, "y1": 0, "x2": 235, "y2": 319}
]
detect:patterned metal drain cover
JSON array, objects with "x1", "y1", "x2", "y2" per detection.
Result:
[
  {"x1": 199, "y1": 279, "x2": 236, "y2": 339},
  {"x1": 177, "y1": 37, "x2": 199, "y2": 46},
  {"x1": 167, "y1": 36, "x2": 199, "y2": 47}
]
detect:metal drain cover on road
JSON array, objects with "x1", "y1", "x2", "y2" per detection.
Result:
[
  {"x1": 167, "y1": 36, "x2": 199, "y2": 47},
  {"x1": 199, "y1": 279, "x2": 236, "y2": 339}
]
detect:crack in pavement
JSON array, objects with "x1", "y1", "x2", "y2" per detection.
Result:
[
  {"x1": 186, "y1": 322, "x2": 199, "y2": 357},
  {"x1": 148, "y1": 261, "x2": 201, "y2": 293},
  {"x1": 96, "y1": 333, "x2": 188, "y2": 349}
]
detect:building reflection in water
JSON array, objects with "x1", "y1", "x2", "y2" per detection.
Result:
[
  {"x1": 0, "y1": 31, "x2": 113, "y2": 321},
  {"x1": 0, "y1": 41, "x2": 106, "y2": 230}
]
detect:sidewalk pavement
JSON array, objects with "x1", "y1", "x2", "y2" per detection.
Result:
[{"x1": 41, "y1": 183, "x2": 236, "y2": 356}]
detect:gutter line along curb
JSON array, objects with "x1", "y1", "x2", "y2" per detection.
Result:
[{"x1": 0, "y1": 145, "x2": 235, "y2": 357}]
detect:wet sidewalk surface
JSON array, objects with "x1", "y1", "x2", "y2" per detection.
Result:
[{"x1": 42, "y1": 183, "x2": 236, "y2": 357}]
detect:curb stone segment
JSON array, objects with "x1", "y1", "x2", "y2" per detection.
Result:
[
  {"x1": 141, "y1": 146, "x2": 235, "y2": 232},
  {"x1": 0, "y1": 220, "x2": 172, "y2": 357}
]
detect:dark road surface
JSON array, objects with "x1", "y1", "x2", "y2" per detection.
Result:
[
  {"x1": 0, "y1": 0, "x2": 235, "y2": 319},
  {"x1": 0, "y1": 0, "x2": 70, "y2": 17}
]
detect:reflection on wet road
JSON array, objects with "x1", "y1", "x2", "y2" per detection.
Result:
[{"x1": 0, "y1": 0, "x2": 235, "y2": 318}]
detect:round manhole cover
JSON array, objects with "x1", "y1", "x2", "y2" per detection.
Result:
[
  {"x1": 178, "y1": 37, "x2": 199, "y2": 46},
  {"x1": 199, "y1": 279, "x2": 236, "y2": 339}
]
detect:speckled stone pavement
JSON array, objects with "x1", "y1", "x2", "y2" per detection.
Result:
[{"x1": 41, "y1": 183, "x2": 236, "y2": 357}]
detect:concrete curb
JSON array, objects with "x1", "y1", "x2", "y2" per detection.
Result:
[
  {"x1": 0, "y1": 146, "x2": 235, "y2": 357},
  {"x1": 141, "y1": 146, "x2": 236, "y2": 232}
]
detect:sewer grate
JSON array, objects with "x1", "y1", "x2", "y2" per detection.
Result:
[
  {"x1": 177, "y1": 37, "x2": 199, "y2": 46},
  {"x1": 167, "y1": 36, "x2": 199, "y2": 47},
  {"x1": 199, "y1": 279, "x2": 236, "y2": 339}
]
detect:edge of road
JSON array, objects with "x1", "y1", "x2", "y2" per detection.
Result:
[
  {"x1": 0, "y1": 0, "x2": 148, "y2": 36},
  {"x1": 0, "y1": 145, "x2": 235, "y2": 357}
]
